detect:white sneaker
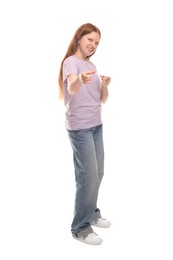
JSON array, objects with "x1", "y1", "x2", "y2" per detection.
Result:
[
  {"x1": 73, "y1": 232, "x2": 103, "y2": 245},
  {"x1": 91, "y1": 218, "x2": 111, "y2": 228}
]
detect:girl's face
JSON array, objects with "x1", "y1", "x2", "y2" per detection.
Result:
[{"x1": 77, "y1": 32, "x2": 100, "y2": 59}]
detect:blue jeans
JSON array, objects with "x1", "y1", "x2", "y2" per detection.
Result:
[{"x1": 67, "y1": 124, "x2": 104, "y2": 237}]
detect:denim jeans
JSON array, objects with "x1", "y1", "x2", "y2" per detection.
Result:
[{"x1": 67, "y1": 124, "x2": 104, "y2": 237}]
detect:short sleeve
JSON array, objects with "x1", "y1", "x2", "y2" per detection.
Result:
[{"x1": 62, "y1": 57, "x2": 79, "y2": 82}]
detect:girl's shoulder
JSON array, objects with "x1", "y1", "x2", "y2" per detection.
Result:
[
  {"x1": 64, "y1": 55, "x2": 77, "y2": 63},
  {"x1": 63, "y1": 56, "x2": 79, "y2": 69}
]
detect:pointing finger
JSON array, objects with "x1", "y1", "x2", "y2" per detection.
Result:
[{"x1": 85, "y1": 70, "x2": 96, "y2": 75}]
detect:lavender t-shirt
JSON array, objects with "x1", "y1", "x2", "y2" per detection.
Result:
[{"x1": 62, "y1": 55, "x2": 102, "y2": 130}]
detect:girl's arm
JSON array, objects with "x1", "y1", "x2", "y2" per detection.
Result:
[
  {"x1": 67, "y1": 70, "x2": 96, "y2": 95},
  {"x1": 100, "y1": 75, "x2": 111, "y2": 103}
]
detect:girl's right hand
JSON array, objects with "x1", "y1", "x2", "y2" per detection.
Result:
[{"x1": 79, "y1": 70, "x2": 96, "y2": 84}]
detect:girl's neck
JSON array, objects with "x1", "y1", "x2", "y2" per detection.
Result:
[{"x1": 74, "y1": 50, "x2": 87, "y2": 61}]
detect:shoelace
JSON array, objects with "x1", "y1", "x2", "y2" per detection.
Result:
[
  {"x1": 82, "y1": 232, "x2": 98, "y2": 240},
  {"x1": 87, "y1": 233, "x2": 97, "y2": 238}
]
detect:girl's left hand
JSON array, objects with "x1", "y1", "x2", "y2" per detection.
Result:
[{"x1": 100, "y1": 75, "x2": 111, "y2": 87}]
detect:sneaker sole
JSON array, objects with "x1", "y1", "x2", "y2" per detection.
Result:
[
  {"x1": 91, "y1": 222, "x2": 111, "y2": 228},
  {"x1": 73, "y1": 235, "x2": 103, "y2": 245}
]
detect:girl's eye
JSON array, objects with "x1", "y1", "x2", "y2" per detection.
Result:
[{"x1": 88, "y1": 38, "x2": 99, "y2": 45}]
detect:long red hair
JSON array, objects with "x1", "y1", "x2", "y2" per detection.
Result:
[{"x1": 58, "y1": 23, "x2": 101, "y2": 99}]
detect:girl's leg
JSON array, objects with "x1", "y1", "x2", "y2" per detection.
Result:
[{"x1": 67, "y1": 126, "x2": 101, "y2": 236}]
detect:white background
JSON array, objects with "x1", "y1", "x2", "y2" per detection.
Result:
[{"x1": 0, "y1": 0, "x2": 173, "y2": 259}]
